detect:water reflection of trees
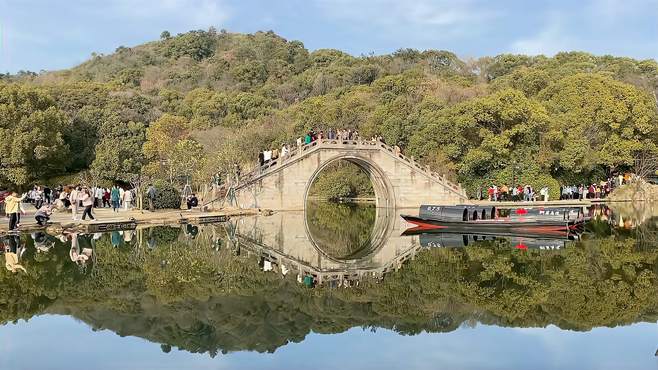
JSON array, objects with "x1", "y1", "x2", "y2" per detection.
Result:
[
  {"x1": 305, "y1": 201, "x2": 376, "y2": 259},
  {"x1": 588, "y1": 203, "x2": 658, "y2": 250},
  {"x1": 0, "y1": 230, "x2": 656, "y2": 356}
]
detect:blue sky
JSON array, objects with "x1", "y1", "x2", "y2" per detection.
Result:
[
  {"x1": 1, "y1": 0, "x2": 657, "y2": 73},
  {"x1": 1, "y1": 315, "x2": 657, "y2": 370}
]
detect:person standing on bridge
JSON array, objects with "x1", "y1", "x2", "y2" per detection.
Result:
[
  {"x1": 281, "y1": 144, "x2": 289, "y2": 160},
  {"x1": 304, "y1": 132, "x2": 312, "y2": 145},
  {"x1": 258, "y1": 151, "x2": 265, "y2": 169},
  {"x1": 234, "y1": 163, "x2": 241, "y2": 184}
]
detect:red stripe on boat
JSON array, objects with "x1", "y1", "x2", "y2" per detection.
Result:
[{"x1": 405, "y1": 220, "x2": 448, "y2": 230}]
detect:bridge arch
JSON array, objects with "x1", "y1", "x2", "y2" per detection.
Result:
[
  {"x1": 303, "y1": 153, "x2": 396, "y2": 208},
  {"x1": 232, "y1": 139, "x2": 468, "y2": 210},
  {"x1": 303, "y1": 154, "x2": 397, "y2": 263}
]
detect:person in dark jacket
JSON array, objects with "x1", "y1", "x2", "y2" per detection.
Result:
[{"x1": 186, "y1": 194, "x2": 198, "y2": 210}]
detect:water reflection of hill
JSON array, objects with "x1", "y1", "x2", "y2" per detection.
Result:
[{"x1": 1, "y1": 224, "x2": 657, "y2": 356}]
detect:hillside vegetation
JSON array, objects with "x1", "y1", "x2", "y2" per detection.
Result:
[{"x1": 1, "y1": 29, "x2": 657, "y2": 195}]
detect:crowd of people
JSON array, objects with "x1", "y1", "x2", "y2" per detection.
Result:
[
  {"x1": 2, "y1": 184, "x2": 149, "y2": 231},
  {"x1": 478, "y1": 175, "x2": 630, "y2": 202},
  {"x1": 479, "y1": 185, "x2": 549, "y2": 202},
  {"x1": 256, "y1": 128, "x2": 388, "y2": 171}
]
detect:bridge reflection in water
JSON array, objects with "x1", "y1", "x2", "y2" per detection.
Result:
[{"x1": 231, "y1": 202, "x2": 423, "y2": 286}]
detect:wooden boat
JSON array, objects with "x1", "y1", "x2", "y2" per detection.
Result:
[{"x1": 401, "y1": 205, "x2": 586, "y2": 236}]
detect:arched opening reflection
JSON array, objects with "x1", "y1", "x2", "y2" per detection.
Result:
[
  {"x1": 304, "y1": 158, "x2": 395, "y2": 261},
  {"x1": 305, "y1": 201, "x2": 377, "y2": 260}
]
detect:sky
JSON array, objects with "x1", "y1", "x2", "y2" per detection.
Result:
[
  {"x1": 0, "y1": 0, "x2": 657, "y2": 73},
  {"x1": 1, "y1": 315, "x2": 657, "y2": 370}
]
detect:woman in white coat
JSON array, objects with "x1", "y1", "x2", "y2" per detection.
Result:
[{"x1": 123, "y1": 189, "x2": 133, "y2": 211}]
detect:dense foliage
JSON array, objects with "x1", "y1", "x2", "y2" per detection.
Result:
[
  {"x1": 152, "y1": 180, "x2": 182, "y2": 209},
  {"x1": 308, "y1": 161, "x2": 374, "y2": 200},
  {"x1": 1, "y1": 29, "x2": 657, "y2": 195}
]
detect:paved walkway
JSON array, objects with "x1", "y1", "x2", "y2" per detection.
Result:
[{"x1": 0, "y1": 205, "x2": 263, "y2": 234}]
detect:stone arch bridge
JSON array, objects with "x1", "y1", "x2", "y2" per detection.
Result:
[{"x1": 232, "y1": 139, "x2": 468, "y2": 210}]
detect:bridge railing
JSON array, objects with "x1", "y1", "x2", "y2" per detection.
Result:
[
  {"x1": 235, "y1": 138, "x2": 465, "y2": 196},
  {"x1": 375, "y1": 141, "x2": 464, "y2": 195}
]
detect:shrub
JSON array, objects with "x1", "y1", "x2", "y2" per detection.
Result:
[{"x1": 153, "y1": 181, "x2": 181, "y2": 209}]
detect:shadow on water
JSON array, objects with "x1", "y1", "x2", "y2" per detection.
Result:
[{"x1": 0, "y1": 202, "x2": 657, "y2": 356}]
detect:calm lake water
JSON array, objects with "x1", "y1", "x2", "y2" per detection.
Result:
[{"x1": 1, "y1": 202, "x2": 657, "y2": 370}]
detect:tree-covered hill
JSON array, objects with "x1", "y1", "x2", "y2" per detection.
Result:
[{"x1": 1, "y1": 29, "x2": 657, "y2": 195}]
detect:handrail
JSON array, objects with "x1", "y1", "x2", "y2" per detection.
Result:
[{"x1": 234, "y1": 139, "x2": 466, "y2": 197}]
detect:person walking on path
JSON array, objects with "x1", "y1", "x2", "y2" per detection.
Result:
[
  {"x1": 110, "y1": 186, "x2": 120, "y2": 212},
  {"x1": 94, "y1": 186, "x2": 104, "y2": 208},
  {"x1": 34, "y1": 186, "x2": 44, "y2": 209},
  {"x1": 119, "y1": 187, "x2": 125, "y2": 208},
  {"x1": 81, "y1": 189, "x2": 95, "y2": 221},
  {"x1": 103, "y1": 188, "x2": 111, "y2": 208},
  {"x1": 146, "y1": 184, "x2": 156, "y2": 212},
  {"x1": 70, "y1": 186, "x2": 80, "y2": 221},
  {"x1": 123, "y1": 189, "x2": 133, "y2": 211},
  {"x1": 5, "y1": 192, "x2": 26, "y2": 231}
]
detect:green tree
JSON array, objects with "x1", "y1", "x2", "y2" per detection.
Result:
[
  {"x1": 539, "y1": 73, "x2": 658, "y2": 175},
  {"x1": 143, "y1": 114, "x2": 206, "y2": 184},
  {"x1": 90, "y1": 120, "x2": 146, "y2": 182},
  {"x1": 0, "y1": 84, "x2": 71, "y2": 188}
]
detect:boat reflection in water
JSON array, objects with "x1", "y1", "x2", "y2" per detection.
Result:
[
  {"x1": 399, "y1": 204, "x2": 588, "y2": 255},
  {"x1": 409, "y1": 230, "x2": 573, "y2": 251}
]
